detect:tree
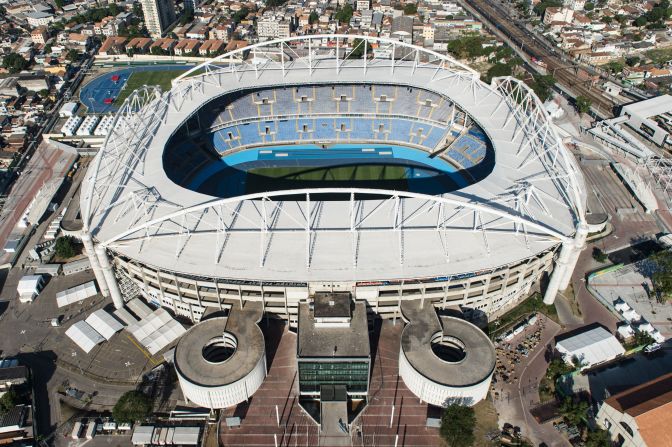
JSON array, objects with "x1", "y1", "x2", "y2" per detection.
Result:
[
  {"x1": 179, "y1": 11, "x2": 194, "y2": 26},
  {"x1": 403, "y1": 3, "x2": 418, "y2": 14},
  {"x1": 634, "y1": 16, "x2": 648, "y2": 27},
  {"x1": 55, "y1": 0, "x2": 65, "y2": 8},
  {"x1": 485, "y1": 63, "x2": 512, "y2": 83},
  {"x1": 625, "y1": 55, "x2": 640, "y2": 67},
  {"x1": 309, "y1": 11, "x2": 319, "y2": 24},
  {"x1": 0, "y1": 389, "x2": 18, "y2": 416},
  {"x1": 603, "y1": 60, "x2": 624, "y2": 74},
  {"x1": 591, "y1": 247, "x2": 608, "y2": 262},
  {"x1": 584, "y1": 1, "x2": 594, "y2": 10},
  {"x1": 533, "y1": 0, "x2": 562, "y2": 15},
  {"x1": 112, "y1": 391, "x2": 153, "y2": 423},
  {"x1": 576, "y1": 95, "x2": 592, "y2": 114},
  {"x1": 439, "y1": 404, "x2": 475, "y2": 447},
  {"x1": 585, "y1": 428, "x2": 612, "y2": 447},
  {"x1": 2, "y1": 53, "x2": 29, "y2": 74},
  {"x1": 38, "y1": 89, "x2": 50, "y2": 98},
  {"x1": 633, "y1": 329, "x2": 655, "y2": 347},
  {"x1": 335, "y1": 4, "x2": 354, "y2": 24},
  {"x1": 150, "y1": 46, "x2": 165, "y2": 56},
  {"x1": 530, "y1": 74, "x2": 555, "y2": 102},
  {"x1": 232, "y1": 7, "x2": 249, "y2": 23},
  {"x1": 348, "y1": 39, "x2": 369, "y2": 59},
  {"x1": 66, "y1": 49, "x2": 80, "y2": 61},
  {"x1": 55, "y1": 236, "x2": 76, "y2": 259},
  {"x1": 558, "y1": 397, "x2": 589, "y2": 426}
]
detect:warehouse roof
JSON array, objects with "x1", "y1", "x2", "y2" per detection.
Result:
[{"x1": 555, "y1": 325, "x2": 625, "y2": 368}]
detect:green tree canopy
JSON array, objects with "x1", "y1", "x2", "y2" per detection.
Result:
[
  {"x1": 55, "y1": 236, "x2": 76, "y2": 259},
  {"x1": 309, "y1": 11, "x2": 319, "y2": 24},
  {"x1": 0, "y1": 389, "x2": 18, "y2": 416},
  {"x1": 348, "y1": 38, "x2": 369, "y2": 59},
  {"x1": 585, "y1": 428, "x2": 612, "y2": 447},
  {"x1": 584, "y1": 2, "x2": 594, "y2": 10},
  {"x1": 112, "y1": 391, "x2": 153, "y2": 423},
  {"x1": 232, "y1": 7, "x2": 249, "y2": 23},
  {"x1": 558, "y1": 398, "x2": 589, "y2": 426},
  {"x1": 634, "y1": 16, "x2": 648, "y2": 27},
  {"x1": 530, "y1": 74, "x2": 555, "y2": 102},
  {"x1": 485, "y1": 63, "x2": 512, "y2": 83},
  {"x1": 335, "y1": 4, "x2": 354, "y2": 24},
  {"x1": 2, "y1": 53, "x2": 29, "y2": 74},
  {"x1": 447, "y1": 35, "x2": 491, "y2": 59},
  {"x1": 533, "y1": 0, "x2": 562, "y2": 15},
  {"x1": 403, "y1": 3, "x2": 418, "y2": 14},
  {"x1": 439, "y1": 404, "x2": 475, "y2": 447},
  {"x1": 603, "y1": 60, "x2": 624, "y2": 74},
  {"x1": 66, "y1": 49, "x2": 80, "y2": 62},
  {"x1": 575, "y1": 95, "x2": 592, "y2": 114}
]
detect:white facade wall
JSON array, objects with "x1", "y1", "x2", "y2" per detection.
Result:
[
  {"x1": 398, "y1": 348, "x2": 491, "y2": 406},
  {"x1": 116, "y1": 247, "x2": 552, "y2": 325},
  {"x1": 597, "y1": 402, "x2": 649, "y2": 447},
  {"x1": 176, "y1": 349, "x2": 266, "y2": 409}
]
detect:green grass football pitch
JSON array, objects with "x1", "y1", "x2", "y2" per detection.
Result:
[{"x1": 248, "y1": 164, "x2": 409, "y2": 181}]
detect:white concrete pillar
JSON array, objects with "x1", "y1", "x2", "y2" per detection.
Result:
[
  {"x1": 81, "y1": 232, "x2": 109, "y2": 297},
  {"x1": 559, "y1": 223, "x2": 589, "y2": 290},
  {"x1": 95, "y1": 245, "x2": 125, "y2": 309},
  {"x1": 543, "y1": 242, "x2": 572, "y2": 305}
]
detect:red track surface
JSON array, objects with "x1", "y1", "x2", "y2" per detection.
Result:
[{"x1": 219, "y1": 320, "x2": 442, "y2": 447}]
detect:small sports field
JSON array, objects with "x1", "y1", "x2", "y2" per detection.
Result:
[{"x1": 113, "y1": 69, "x2": 186, "y2": 105}]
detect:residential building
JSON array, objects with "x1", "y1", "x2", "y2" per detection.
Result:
[
  {"x1": 543, "y1": 7, "x2": 574, "y2": 25},
  {"x1": 174, "y1": 39, "x2": 201, "y2": 56},
  {"x1": 30, "y1": 27, "x2": 48, "y2": 45},
  {"x1": 25, "y1": 11, "x2": 55, "y2": 27},
  {"x1": 597, "y1": 372, "x2": 672, "y2": 447},
  {"x1": 140, "y1": 0, "x2": 177, "y2": 38}
]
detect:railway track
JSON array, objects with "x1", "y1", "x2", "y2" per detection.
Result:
[{"x1": 462, "y1": 0, "x2": 617, "y2": 117}]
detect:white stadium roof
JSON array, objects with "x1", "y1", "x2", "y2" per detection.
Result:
[{"x1": 81, "y1": 35, "x2": 585, "y2": 283}]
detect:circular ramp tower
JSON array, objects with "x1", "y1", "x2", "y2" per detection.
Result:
[
  {"x1": 174, "y1": 303, "x2": 266, "y2": 409},
  {"x1": 399, "y1": 300, "x2": 496, "y2": 406}
]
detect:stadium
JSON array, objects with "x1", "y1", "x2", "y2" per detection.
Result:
[{"x1": 80, "y1": 35, "x2": 587, "y2": 410}]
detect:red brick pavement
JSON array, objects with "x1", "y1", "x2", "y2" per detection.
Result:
[{"x1": 219, "y1": 319, "x2": 442, "y2": 447}]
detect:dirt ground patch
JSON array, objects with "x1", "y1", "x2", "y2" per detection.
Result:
[{"x1": 473, "y1": 398, "x2": 500, "y2": 447}]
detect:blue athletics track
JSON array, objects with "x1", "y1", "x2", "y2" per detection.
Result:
[{"x1": 79, "y1": 64, "x2": 194, "y2": 114}]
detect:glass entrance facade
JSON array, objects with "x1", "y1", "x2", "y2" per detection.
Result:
[{"x1": 298, "y1": 360, "x2": 369, "y2": 395}]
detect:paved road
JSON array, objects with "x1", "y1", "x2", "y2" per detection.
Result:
[{"x1": 493, "y1": 315, "x2": 568, "y2": 446}]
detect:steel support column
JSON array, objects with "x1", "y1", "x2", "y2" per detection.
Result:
[
  {"x1": 95, "y1": 245, "x2": 124, "y2": 309},
  {"x1": 81, "y1": 232, "x2": 109, "y2": 297}
]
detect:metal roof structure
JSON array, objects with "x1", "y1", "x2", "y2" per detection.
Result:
[
  {"x1": 65, "y1": 320, "x2": 105, "y2": 353},
  {"x1": 81, "y1": 35, "x2": 585, "y2": 283},
  {"x1": 555, "y1": 326, "x2": 625, "y2": 368},
  {"x1": 84, "y1": 308, "x2": 124, "y2": 340},
  {"x1": 127, "y1": 307, "x2": 186, "y2": 355},
  {"x1": 56, "y1": 281, "x2": 97, "y2": 307}
]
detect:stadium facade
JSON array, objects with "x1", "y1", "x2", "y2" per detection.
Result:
[{"x1": 79, "y1": 36, "x2": 586, "y2": 410}]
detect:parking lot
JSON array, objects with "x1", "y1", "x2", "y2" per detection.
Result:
[{"x1": 589, "y1": 263, "x2": 672, "y2": 339}]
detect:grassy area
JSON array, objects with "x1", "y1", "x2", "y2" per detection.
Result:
[
  {"x1": 114, "y1": 69, "x2": 187, "y2": 105},
  {"x1": 248, "y1": 164, "x2": 408, "y2": 181},
  {"x1": 473, "y1": 399, "x2": 500, "y2": 447},
  {"x1": 645, "y1": 48, "x2": 672, "y2": 65},
  {"x1": 488, "y1": 292, "x2": 559, "y2": 339}
]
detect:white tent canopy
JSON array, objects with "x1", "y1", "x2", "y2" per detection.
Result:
[
  {"x1": 127, "y1": 307, "x2": 186, "y2": 355},
  {"x1": 555, "y1": 326, "x2": 625, "y2": 369},
  {"x1": 56, "y1": 281, "x2": 97, "y2": 307},
  {"x1": 65, "y1": 321, "x2": 105, "y2": 353},
  {"x1": 85, "y1": 309, "x2": 124, "y2": 340}
]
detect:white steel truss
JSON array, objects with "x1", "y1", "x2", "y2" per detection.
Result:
[{"x1": 82, "y1": 36, "x2": 586, "y2": 274}]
